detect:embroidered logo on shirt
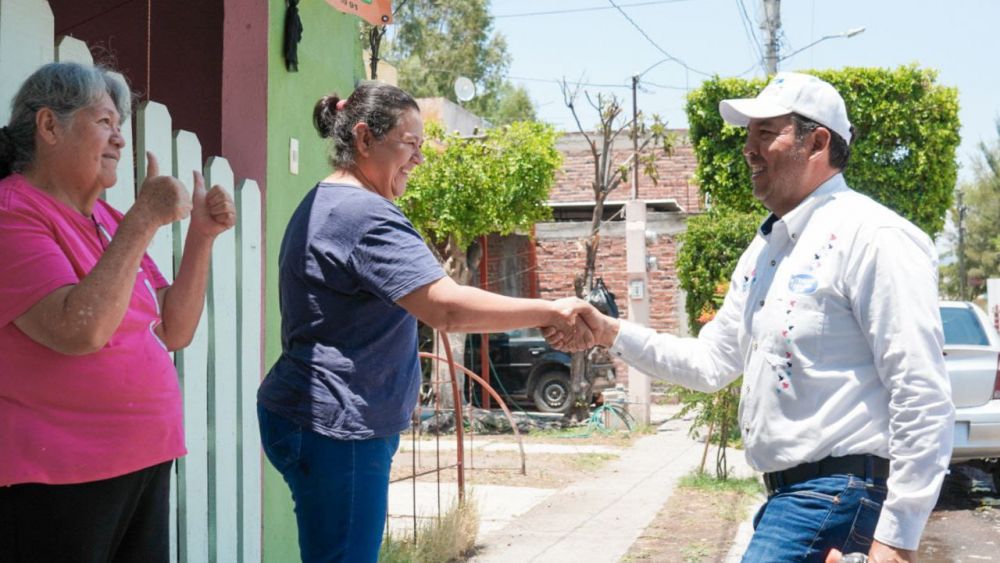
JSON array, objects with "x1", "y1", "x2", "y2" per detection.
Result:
[
  {"x1": 741, "y1": 267, "x2": 757, "y2": 291},
  {"x1": 788, "y1": 274, "x2": 818, "y2": 294},
  {"x1": 774, "y1": 299, "x2": 799, "y2": 394},
  {"x1": 806, "y1": 233, "x2": 839, "y2": 272}
]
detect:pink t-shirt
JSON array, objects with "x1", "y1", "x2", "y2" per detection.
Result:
[{"x1": 0, "y1": 174, "x2": 185, "y2": 486}]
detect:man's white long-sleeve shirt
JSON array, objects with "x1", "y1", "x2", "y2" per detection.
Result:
[{"x1": 610, "y1": 174, "x2": 954, "y2": 550}]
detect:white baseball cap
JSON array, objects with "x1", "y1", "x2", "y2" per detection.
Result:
[{"x1": 719, "y1": 72, "x2": 852, "y2": 143}]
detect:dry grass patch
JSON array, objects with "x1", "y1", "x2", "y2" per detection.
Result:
[
  {"x1": 621, "y1": 472, "x2": 762, "y2": 563},
  {"x1": 379, "y1": 498, "x2": 479, "y2": 563},
  {"x1": 392, "y1": 429, "x2": 632, "y2": 488},
  {"x1": 391, "y1": 450, "x2": 622, "y2": 488}
]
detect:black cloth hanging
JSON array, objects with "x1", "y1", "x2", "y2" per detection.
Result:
[{"x1": 284, "y1": 0, "x2": 304, "y2": 72}]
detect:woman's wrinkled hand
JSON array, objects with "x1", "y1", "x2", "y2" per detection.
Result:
[
  {"x1": 187, "y1": 169, "x2": 236, "y2": 239},
  {"x1": 133, "y1": 152, "x2": 192, "y2": 227}
]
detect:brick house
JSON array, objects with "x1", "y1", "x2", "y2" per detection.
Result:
[{"x1": 477, "y1": 130, "x2": 703, "y2": 383}]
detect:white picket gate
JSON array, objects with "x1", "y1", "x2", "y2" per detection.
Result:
[{"x1": 0, "y1": 1, "x2": 264, "y2": 561}]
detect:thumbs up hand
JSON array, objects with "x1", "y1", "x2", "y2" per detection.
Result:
[
  {"x1": 134, "y1": 151, "x2": 192, "y2": 226},
  {"x1": 188, "y1": 169, "x2": 236, "y2": 239}
]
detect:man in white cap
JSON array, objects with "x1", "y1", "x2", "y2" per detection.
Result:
[{"x1": 547, "y1": 72, "x2": 954, "y2": 562}]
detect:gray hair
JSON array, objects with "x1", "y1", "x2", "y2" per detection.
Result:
[
  {"x1": 0, "y1": 62, "x2": 132, "y2": 178},
  {"x1": 791, "y1": 113, "x2": 853, "y2": 171},
  {"x1": 313, "y1": 81, "x2": 419, "y2": 169}
]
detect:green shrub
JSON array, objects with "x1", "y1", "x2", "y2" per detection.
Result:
[{"x1": 686, "y1": 65, "x2": 960, "y2": 236}]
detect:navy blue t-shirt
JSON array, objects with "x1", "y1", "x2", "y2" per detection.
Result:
[{"x1": 258, "y1": 183, "x2": 445, "y2": 439}]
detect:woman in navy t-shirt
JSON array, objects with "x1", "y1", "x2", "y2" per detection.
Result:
[{"x1": 257, "y1": 82, "x2": 594, "y2": 563}]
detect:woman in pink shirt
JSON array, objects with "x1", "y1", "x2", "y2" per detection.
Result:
[{"x1": 0, "y1": 62, "x2": 235, "y2": 561}]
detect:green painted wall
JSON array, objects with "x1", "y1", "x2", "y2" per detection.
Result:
[{"x1": 263, "y1": 2, "x2": 365, "y2": 560}]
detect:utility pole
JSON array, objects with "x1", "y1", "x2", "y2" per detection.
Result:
[
  {"x1": 631, "y1": 75, "x2": 640, "y2": 199},
  {"x1": 626, "y1": 73, "x2": 650, "y2": 426},
  {"x1": 761, "y1": 0, "x2": 781, "y2": 75}
]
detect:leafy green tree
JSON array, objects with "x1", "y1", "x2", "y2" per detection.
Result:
[
  {"x1": 398, "y1": 121, "x2": 562, "y2": 405},
  {"x1": 480, "y1": 82, "x2": 537, "y2": 127},
  {"x1": 400, "y1": 121, "x2": 561, "y2": 279},
  {"x1": 377, "y1": 0, "x2": 535, "y2": 124},
  {"x1": 941, "y1": 119, "x2": 1000, "y2": 299},
  {"x1": 678, "y1": 66, "x2": 960, "y2": 477}
]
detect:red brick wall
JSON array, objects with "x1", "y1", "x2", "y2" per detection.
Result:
[
  {"x1": 550, "y1": 131, "x2": 703, "y2": 214},
  {"x1": 534, "y1": 234, "x2": 682, "y2": 334},
  {"x1": 530, "y1": 130, "x2": 705, "y2": 387},
  {"x1": 534, "y1": 230, "x2": 684, "y2": 386},
  {"x1": 474, "y1": 130, "x2": 702, "y2": 389},
  {"x1": 481, "y1": 233, "x2": 537, "y2": 298}
]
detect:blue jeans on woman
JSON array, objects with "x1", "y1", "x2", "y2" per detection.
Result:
[
  {"x1": 741, "y1": 474, "x2": 888, "y2": 562},
  {"x1": 258, "y1": 405, "x2": 401, "y2": 563}
]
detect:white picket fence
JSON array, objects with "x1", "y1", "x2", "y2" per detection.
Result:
[{"x1": 0, "y1": 1, "x2": 264, "y2": 561}]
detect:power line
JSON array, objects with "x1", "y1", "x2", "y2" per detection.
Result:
[
  {"x1": 510, "y1": 74, "x2": 689, "y2": 92},
  {"x1": 735, "y1": 61, "x2": 762, "y2": 78},
  {"x1": 640, "y1": 81, "x2": 691, "y2": 91},
  {"x1": 494, "y1": 0, "x2": 693, "y2": 19},
  {"x1": 375, "y1": 59, "x2": 690, "y2": 92},
  {"x1": 735, "y1": 0, "x2": 765, "y2": 71},
  {"x1": 509, "y1": 75, "x2": 633, "y2": 89},
  {"x1": 606, "y1": 0, "x2": 714, "y2": 77}
]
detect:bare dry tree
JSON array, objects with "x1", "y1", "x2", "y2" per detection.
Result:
[{"x1": 559, "y1": 78, "x2": 675, "y2": 419}]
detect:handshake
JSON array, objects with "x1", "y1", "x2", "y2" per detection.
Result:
[{"x1": 540, "y1": 297, "x2": 620, "y2": 352}]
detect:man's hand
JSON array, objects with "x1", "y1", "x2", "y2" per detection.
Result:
[
  {"x1": 826, "y1": 541, "x2": 918, "y2": 563},
  {"x1": 543, "y1": 297, "x2": 595, "y2": 351},
  {"x1": 868, "y1": 541, "x2": 917, "y2": 563},
  {"x1": 541, "y1": 300, "x2": 620, "y2": 352},
  {"x1": 187, "y1": 169, "x2": 236, "y2": 239}
]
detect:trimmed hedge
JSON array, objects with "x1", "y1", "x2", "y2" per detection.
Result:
[
  {"x1": 682, "y1": 65, "x2": 961, "y2": 330},
  {"x1": 686, "y1": 65, "x2": 960, "y2": 236},
  {"x1": 677, "y1": 207, "x2": 763, "y2": 332}
]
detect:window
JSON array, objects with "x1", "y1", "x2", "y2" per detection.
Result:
[{"x1": 941, "y1": 306, "x2": 990, "y2": 346}]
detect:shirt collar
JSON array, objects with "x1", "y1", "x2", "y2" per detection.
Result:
[{"x1": 758, "y1": 173, "x2": 848, "y2": 242}]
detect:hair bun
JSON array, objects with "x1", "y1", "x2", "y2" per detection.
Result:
[{"x1": 313, "y1": 94, "x2": 341, "y2": 139}]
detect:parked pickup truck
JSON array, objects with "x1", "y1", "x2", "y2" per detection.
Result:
[
  {"x1": 464, "y1": 328, "x2": 616, "y2": 414},
  {"x1": 941, "y1": 301, "x2": 1000, "y2": 462}
]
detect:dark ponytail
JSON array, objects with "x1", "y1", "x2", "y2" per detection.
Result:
[{"x1": 314, "y1": 81, "x2": 419, "y2": 169}]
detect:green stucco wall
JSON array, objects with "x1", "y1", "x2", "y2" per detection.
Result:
[{"x1": 263, "y1": 2, "x2": 365, "y2": 560}]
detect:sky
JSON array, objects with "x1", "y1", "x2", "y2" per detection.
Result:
[{"x1": 477, "y1": 0, "x2": 1000, "y2": 182}]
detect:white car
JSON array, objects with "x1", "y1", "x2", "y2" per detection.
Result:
[{"x1": 941, "y1": 301, "x2": 1000, "y2": 462}]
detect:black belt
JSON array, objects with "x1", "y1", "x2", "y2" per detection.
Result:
[{"x1": 762, "y1": 454, "x2": 889, "y2": 496}]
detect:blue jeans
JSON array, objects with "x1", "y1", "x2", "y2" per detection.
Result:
[
  {"x1": 741, "y1": 475, "x2": 887, "y2": 562},
  {"x1": 258, "y1": 405, "x2": 401, "y2": 563}
]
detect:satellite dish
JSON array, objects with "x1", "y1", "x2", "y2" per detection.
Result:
[{"x1": 454, "y1": 76, "x2": 476, "y2": 102}]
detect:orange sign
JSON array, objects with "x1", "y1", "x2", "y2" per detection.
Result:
[{"x1": 324, "y1": 0, "x2": 393, "y2": 26}]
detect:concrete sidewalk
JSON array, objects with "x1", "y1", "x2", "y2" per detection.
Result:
[
  {"x1": 387, "y1": 404, "x2": 759, "y2": 561},
  {"x1": 471, "y1": 405, "x2": 755, "y2": 562}
]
